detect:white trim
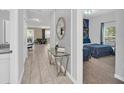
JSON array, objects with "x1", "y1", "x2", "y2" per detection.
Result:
[
  {"x1": 50, "y1": 10, "x2": 56, "y2": 48},
  {"x1": 70, "y1": 10, "x2": 73, "y2": 75},
  {"x1": 18, "y1": 57, "x2": 27, "y2": 84},
  {"x1": 57, "y1": 62, "x2": 76, "y2": 84},
  {"x1": 66, "y1": 71, "x2": 77, "y2": 84},
  {"x1": 9, "y1": 10, "x2": 19, "y2": 84},
  {"x1": 114, "y1": 74, "x2": 124, "y2": 82},
  {"x1": 76, "y1": 10, "x2": 83, "y2": 84},
  {"x1": 18, "y1": 66, "x2": 24, "y2": 84},
  {"x1": 24, "y1": 57, "x2": 28, "y2": 65}
]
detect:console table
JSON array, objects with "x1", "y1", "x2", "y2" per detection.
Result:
[{"x1": 48, "y1": 48, "x2": 70, "y2": 76}]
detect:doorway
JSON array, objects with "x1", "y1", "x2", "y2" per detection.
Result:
[{"x1": 83, "y1": 9, "x2": 123, "y2": 84}]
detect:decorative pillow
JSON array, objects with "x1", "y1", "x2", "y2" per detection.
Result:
[{"x1": 83, "y1": 37, "x2": 91, "y2": 43}]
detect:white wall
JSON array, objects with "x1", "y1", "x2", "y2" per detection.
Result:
[
  {"x1": 26, "y1": 10, "x2": 51, "y2": 27},
  {"x1": 89, "y1": 11, "x2": 116, "y2": 43},
  {"x1": 10, "y1": 10, "x2": 27, "y2": 83},
  {"x1": 18, "y1": 10, "x2": 26, "y2": 82},
  {"x1": 115, "y1": 10, "x2": 124, "y2": 81},
  {"x1": 71, "y1": 10, "x2": 83, "y2": 83},
  {"x1": 0, "y1": 10, "x2": 10, "y2": 44},
  {"x1": 5, "y1": 20, "x2": 10, "y2": 43},
  {"x1": 53, "y1": 9, "x2": 83, "y2": 83},
  {"x1": 0, "y1": 19, "x2": 4, "y2": 43},
  {"x1": 71, "y1": 10, "x2": 77, "y2": 81},
  {"x1": 23, "y1": 10, "x2": 28, "y2": 60},
  {"x1": 0, "y1": 10, "x2": 9, "y2": 20},
  {"x1": 55, "y1": 9, "x2": 72, "y2": 74},
  {"x1": 10, "y1": 10, "x2": 19, "y2": 83},
  {"x1": 50, "y1": 10, "x2": 56, "y2": 48}
]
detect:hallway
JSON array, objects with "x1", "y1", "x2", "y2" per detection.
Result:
[{"x1": 21, "y1": 44, "x2": 72, "y2": 84}]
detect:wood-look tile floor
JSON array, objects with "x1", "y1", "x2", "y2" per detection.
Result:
[
  {"x1": 21, "y1": 44, "x2": 72, "y2": 84},
  {"x1": 83, "y1": 56, "x2": 124, "y2": 84}
]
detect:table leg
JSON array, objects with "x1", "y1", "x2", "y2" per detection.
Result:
[
  {"x1": 57, "y1": 56, "x2": 64, "y2": 76},
  {"x1": 48, "y1": 51, "x2": 52, "y2": 64},
  {"x1": 60, "y1": 56, "x2": 63, "y2": 72},
  {"x1": 55, "y1": 57, "x2": 59, "y2": 76},
  {"x1": 64, "y1": 56, "x2": 69, "y2": 76}
]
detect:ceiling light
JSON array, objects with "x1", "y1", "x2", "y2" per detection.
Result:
[
  {"x1": 31, "y1": 18, "x2": 40, "y2": 22},
  {"x1": 84, "y1": 10, "x2": 93, "y2": 15}
]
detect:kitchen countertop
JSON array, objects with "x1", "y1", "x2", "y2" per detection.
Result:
[
  {"x1": 0, "y1": 49, "x2": 12, "y2": 54},
  {"x1": 0, "y1": 44, "x2": 12, "y2": 54}
]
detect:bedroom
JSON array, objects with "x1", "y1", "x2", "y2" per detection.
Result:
[{"x1": 83, "y1": 9, "x2": 123, "y2": 84}]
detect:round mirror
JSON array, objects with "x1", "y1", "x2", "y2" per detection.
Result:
[{"x1": 56, "y1": 17, "x2": 65, "y2": 40}]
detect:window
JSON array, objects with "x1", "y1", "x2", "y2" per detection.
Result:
[
  {"x1": 103, "y1": 22, "x2": 116, "y2": 47},
  {"x1": 45, "y1": 30, "x2": 50, "y2": 39},
  {"x1": 27, "y1": 29, "x2": 34, "y2": 43}
]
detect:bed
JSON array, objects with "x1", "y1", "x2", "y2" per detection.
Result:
[
  {"x1": 84, "y1": 43, "x2": 114, "y2": 58},
  {"x1": 83, "y1": 47, "x2": 91, "y2": 61}
]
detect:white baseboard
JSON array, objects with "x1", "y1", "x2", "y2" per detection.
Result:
[
  {"x1": 24, "y1": 57, "x2": 28, "y2": 65},
  {"x1": 18, "y1": 68, "x2": 24, "y2": 84},
  {"x1": 66, "y1": 71, "x2": 77, "y2": 84},
  {"x1": 58, "y1": 63, "x2": 77, "y2": 84},
  {"x1": 17, "y1": 58, "x2": 26, "y2": 84},
  {"x1": 114, "y1": 74, "x2": 124, "y2": 82}
]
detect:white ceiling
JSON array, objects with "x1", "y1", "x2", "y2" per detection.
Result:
[
  {"x1": 26, "y1": 9, "x2": 54, "y2": 28},
  {"x1": 26, "y1": 9, "x2": 116, "y2": 27},
  {"x1": 83, "y1": 9, "x2": 116, "y2": 18},
  {"x1": 26, "y1": 9, "x2": 54, "y2": 15},
  {"x1": 0, "y1": 10, "x2": 10, "y2": 20}
]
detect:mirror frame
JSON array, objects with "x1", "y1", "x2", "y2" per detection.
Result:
[{"x1": 56, "y1": 17, "x2": 65, "y2": 40}]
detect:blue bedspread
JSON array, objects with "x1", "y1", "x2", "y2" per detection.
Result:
[
  {"x1": 83, "y1": 47, "x2": 91, "y2": 61},
  {"x1": 84, "y1": 44, "x2": 114, "y2": 58}
]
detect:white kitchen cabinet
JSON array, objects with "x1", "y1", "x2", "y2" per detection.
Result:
[{"x1": 0, "y1": 54, "x2": 10, "y2": 83}]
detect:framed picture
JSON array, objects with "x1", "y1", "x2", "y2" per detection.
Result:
[{"x1": 83, "y1": 19, "x2": 89, "y2": 37}]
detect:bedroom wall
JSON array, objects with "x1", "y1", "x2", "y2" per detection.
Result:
[
  {"x1": 89, "y1": 11, "x2": 116, "y2": 43},
  {"x1": 115, "y1": 10, "x2": 124, "y2": 81},
  {"x1": 89, "y1": 10, "x2": 124, "y2": 82}
]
